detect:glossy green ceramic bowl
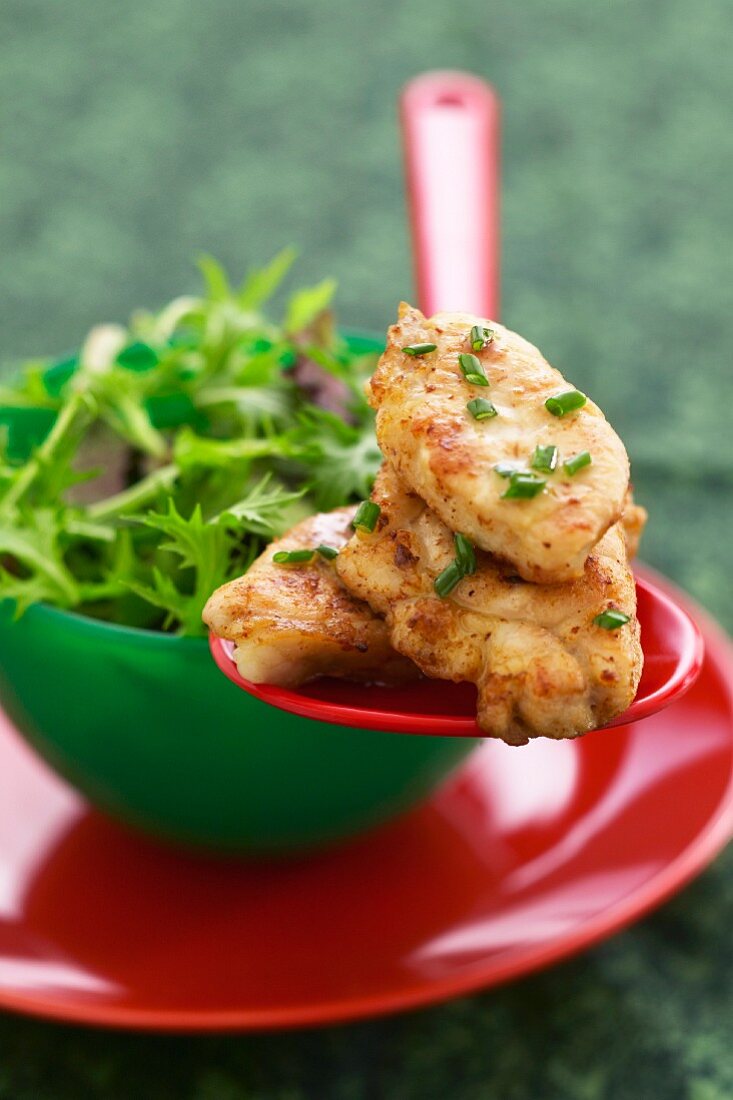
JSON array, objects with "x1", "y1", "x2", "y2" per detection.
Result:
[
  {"x1": 0, "y1": 337, "x2": 478, "y2": 853},
  {"x1": 0, "y1": 601, "x2": 476, "y2": 852}
]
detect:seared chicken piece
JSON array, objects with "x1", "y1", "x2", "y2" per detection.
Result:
[
  {"x1": 203, "y1": 507, "x2": 416, "y2": 688},
  {"x1": 367, "y1": 304, "x2": 630, "y2": 583},
  {"x1": 620, "y1": 489, "x2": 647, "y2": 560},
  {"x1": 335, "y1": 465, "x2": 644, "y2": 745}
]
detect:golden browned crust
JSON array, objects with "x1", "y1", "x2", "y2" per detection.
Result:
[
  {"x1": 203, "y1": 506, "x2": 417, "y2": 687},
  {"x1": 335, "y1": 465, "x2": 643, "y2": 745},
  {"x1": 367, "y1": 304, "x2": 631, "y2": 583},
  {"x1": 621, "y1": 491, "x2": 648, "y2": 559}
]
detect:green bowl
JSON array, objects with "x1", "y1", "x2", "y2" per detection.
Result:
[
  {"x1": 0, "y1": 601, "x2": 476, "y2": 852},
  {"x1": 0, "y1": 335, "x2": 478, "y2": 853}
]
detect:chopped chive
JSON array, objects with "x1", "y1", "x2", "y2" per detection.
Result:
[
  {"x1": 545, "y1": 390, "x2": 587, "y2": 417},
  {"x1": 316, "y1": 544, "x2": 339, "y2": 560},
  {"x1": 435, "y1": 533, "x2": 476, "y2": 599},
  {"x1": 273, "y1": 549, "x2": 315, "y2": 565},
  {"x1": 434, "y1": 560, "x2": 463, "y2": 599},
  {"x1": 403, "y1": 343, "x2": 437, "y2": 357},
  {"x1": 458, "y1": 353, "x2": 489, "y2": 387},
  {"x1": 494, "y1": 462, "x2": 522, "y2": 478},
  {"x1": 352, "y1": 500, "x2": 381, "y2": 533},
  {"x1": 594, "y1": 609, "x2": 630, "y2": 630},
  {"x1": 531, "y1": 444, "x2": 559, "y2": 473},
  {"x1": 454, "y1": 533, "x2": 476, "y2": 576},
  {"x1": 467, "y1": 397, "x2": 497, "y2": 421},
  {"x1": 564, "y1": 451, "x2": 592, "y2": 475},
  {"x1": 501, "y1": 471, "x2": 547, "y2": 500},
  {"x1": 469, "y1": 324, "x2": 495, "y2": 352}
]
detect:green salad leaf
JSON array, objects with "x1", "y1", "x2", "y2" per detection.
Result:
[
  {"x1": 288, "y1": 407, "x2": 383, "y2": 512},
  {"x1": 285, "y1": 278, "x2": 337, "y2": 334},
  {"x1": 0, "y1": 254, "x2": 381, "y2": 635}
]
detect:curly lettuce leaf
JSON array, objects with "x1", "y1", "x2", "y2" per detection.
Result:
[{"x1": 0, "y1": 252, "x2": 380, "y2": 633}]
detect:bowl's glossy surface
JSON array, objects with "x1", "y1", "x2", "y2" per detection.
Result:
[{"x1": 0, "y1": 601, "x2": 477, "y2": 852}]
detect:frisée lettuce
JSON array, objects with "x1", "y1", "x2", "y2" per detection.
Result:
[{"x1": 0, "y1": 253, "x2": 382, "y2": 635}]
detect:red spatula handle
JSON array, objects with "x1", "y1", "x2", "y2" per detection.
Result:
[{"x1": 401, "y1": 71, "x2": 500, "y2": 318}]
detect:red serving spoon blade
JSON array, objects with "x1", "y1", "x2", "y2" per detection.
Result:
[{"x1": 210, "y1": 573, "x2": 703, "y2": 737}]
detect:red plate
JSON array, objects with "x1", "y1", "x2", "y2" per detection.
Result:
[{"x1": 0, "y1": 567, "x2": 731, "y2": 1032}]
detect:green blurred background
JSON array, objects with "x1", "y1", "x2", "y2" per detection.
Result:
[{"x1": 1, "y1": 0, "x2": 732, "y2": 1096}]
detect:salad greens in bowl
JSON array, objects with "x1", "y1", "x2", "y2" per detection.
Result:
[
  {"x1": 0, "y1": 250, "x2": 382, "y2": 632},
  {"x1": 0, "y1": 254, "x2": 477, "y2": 852}
]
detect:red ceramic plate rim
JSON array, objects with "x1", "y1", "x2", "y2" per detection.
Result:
[
  {"x1": 209, "y1": 574, "x2": 705, "y2": 737},
  {"x1": 0, "y1": 566, "x2": 731, "y2": 1033}
]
